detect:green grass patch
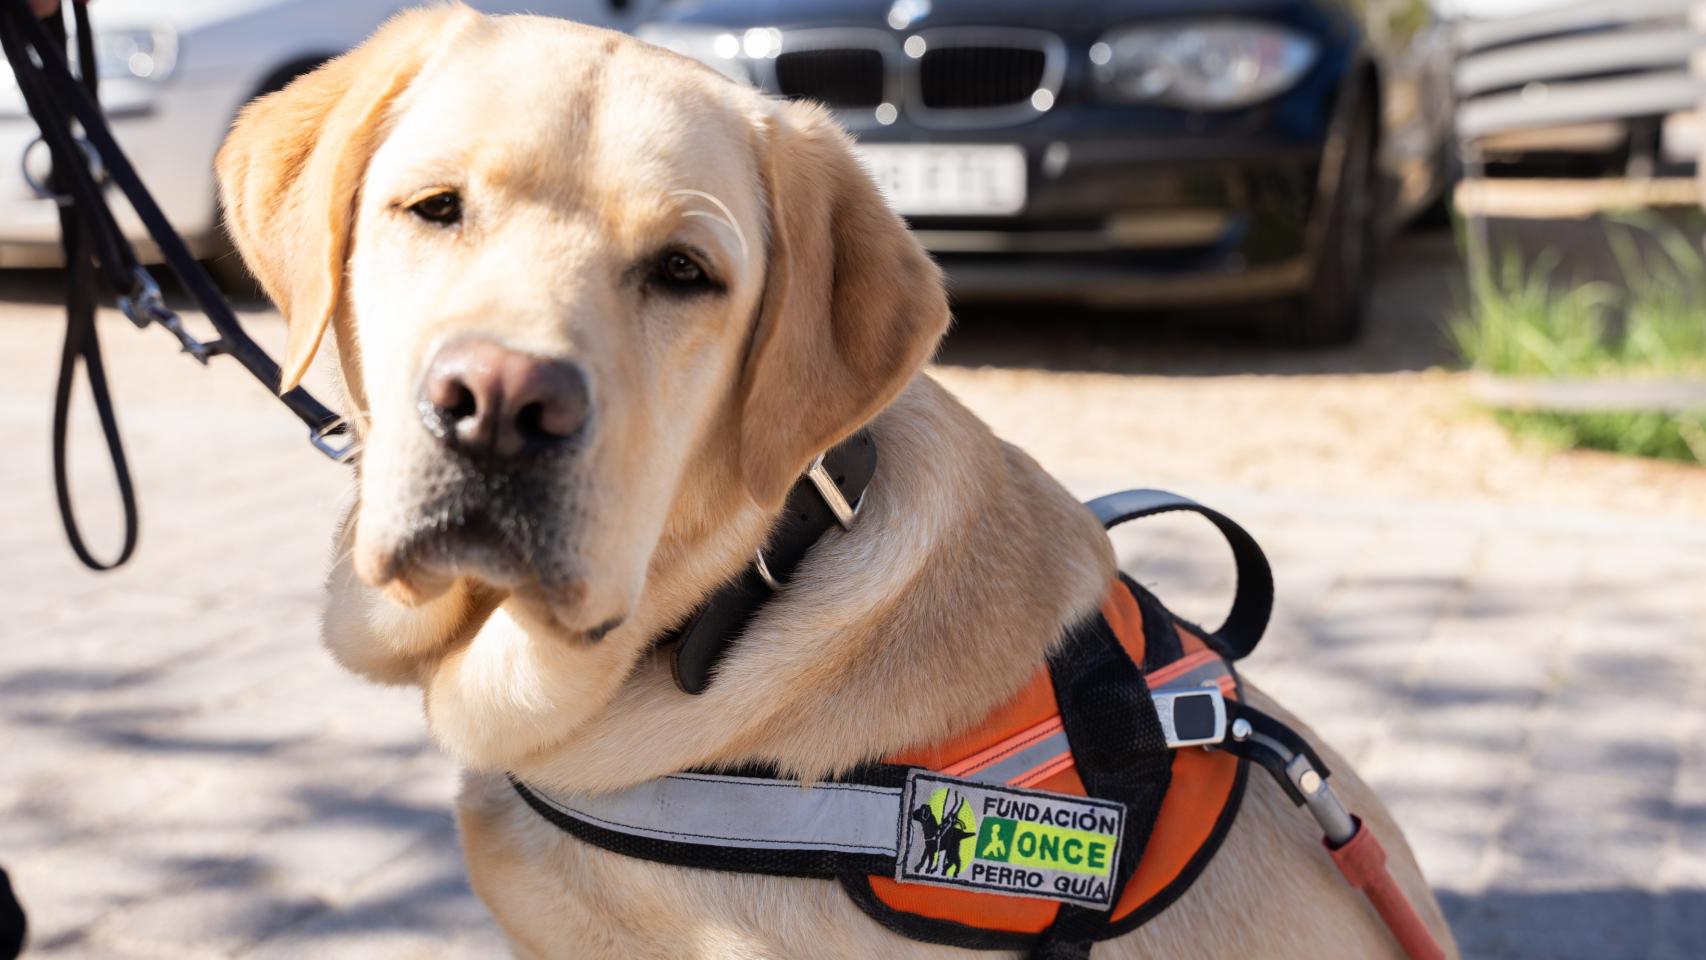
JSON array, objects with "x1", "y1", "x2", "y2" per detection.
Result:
[
  {"x1": 1486, "y1": 409, "x2": 1706, "y2": 462},
  {"x1": 1452, "y1": 216, "x2": 1706, "y2": 464}
]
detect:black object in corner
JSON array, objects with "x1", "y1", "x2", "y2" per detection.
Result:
[{"x1": 0, "y1": 866, "x2": 25, "y2": 960}]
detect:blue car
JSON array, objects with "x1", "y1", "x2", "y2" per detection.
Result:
[{"x1": 640, "y1": 0, "x2": 1456, "y2": 343}]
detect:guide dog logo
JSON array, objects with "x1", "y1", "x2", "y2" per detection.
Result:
[{"x1": 896, "y1": 771, "x2": 1127, "y2": 909}]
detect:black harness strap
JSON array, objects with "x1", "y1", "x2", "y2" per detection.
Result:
[
  {"x1": 1034, "y1": 605, "x2": 1173, "y2": 960},
  {"x1": 1123, "y1": 574, "x2": 1184, "y2": 674}
]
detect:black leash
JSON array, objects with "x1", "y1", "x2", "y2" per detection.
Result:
[{"x1": 0, "y1": 0, "x2": 350, "y2": 571}]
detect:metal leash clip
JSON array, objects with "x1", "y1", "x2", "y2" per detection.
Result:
[
  {"x1": 116, "y1": 267, "x2": 214, "y2": 364},
  {"x1": 308, "y1": 421, "x2": 357, "y2": 462},
  {"x1": 1220, "y1": 705, "x2": 1355, "y2": 845}
]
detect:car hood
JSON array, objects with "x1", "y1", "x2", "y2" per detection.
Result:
[{"x1": 656, "y1": 0, "x2": 1307, "y2": 30}]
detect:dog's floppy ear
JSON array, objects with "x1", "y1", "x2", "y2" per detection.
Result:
[
  {"x1": 215, "y1": 4, "x2": 477, "y2": 393},
  {"x1": 739, "y1": 101, "x2": 951, "y2": 509}
]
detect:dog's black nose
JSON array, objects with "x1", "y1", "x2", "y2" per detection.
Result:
[{"x1": 419, "y1": 337, "x2": 589, "y2": 460}]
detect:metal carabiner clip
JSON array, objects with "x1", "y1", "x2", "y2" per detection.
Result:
[
  {"x1": 115, "y1": 267, "x2": 214, "y2": 364},
  {"x1": 308, "y1": 422, "x2": 358, "y2": 463}
]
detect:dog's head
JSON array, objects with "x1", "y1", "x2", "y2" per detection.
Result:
[{"x1": 218, "y1": 7, "x2": 948, "y2": 641}]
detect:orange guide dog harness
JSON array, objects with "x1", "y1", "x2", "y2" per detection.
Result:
[{"x1": 511, "y1": 489, "x2": 1444, "y2": 960}]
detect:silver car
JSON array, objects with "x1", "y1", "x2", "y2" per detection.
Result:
[{"x1": 1, "y1": 0, "x2": 653, "y2": 268}]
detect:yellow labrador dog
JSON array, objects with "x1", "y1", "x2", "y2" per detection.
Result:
[{"x1": 217, "y1": 6, "x2": 1456, "y2": 958}]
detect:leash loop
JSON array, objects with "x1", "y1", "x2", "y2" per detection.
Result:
[
  {"x1": 49, "y1": 205, "x2": 138, "y2": 571},
  {"x1": 5, "y1": 0, "x2": 137, "y2": 570}
]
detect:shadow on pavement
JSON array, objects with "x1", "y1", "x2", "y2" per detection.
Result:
[{"x1": 1439, "y1": 887, "x2": 1706, "y2": 960}]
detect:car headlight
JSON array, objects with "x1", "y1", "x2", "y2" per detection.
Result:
[
  {"x1": 0, "y1": 25, "x2": 174, "y2": 117},
  {"x1": 1091, "y1": 21, "x2": 1318, "y2": 110},
  {"x1": 90, "y1": 26, "x2": 178, "y2": 83},
  {"x1": 635, "y1": 24, "x2": 767, "y2": 85}
]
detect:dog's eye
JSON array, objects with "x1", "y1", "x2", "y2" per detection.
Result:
[
  {"x1": 407, "y1": 190, "x2": 462, "y2": 226},
  {"x1": 653, "y1": 250, "x2": 714, "y2": 292}
]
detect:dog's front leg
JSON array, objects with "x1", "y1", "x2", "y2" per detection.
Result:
[{"x1": 321, "y1": 501, "x2": 503, "y2": 685}]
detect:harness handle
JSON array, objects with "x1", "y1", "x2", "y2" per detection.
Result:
[{"x1": 1086, "y1": 489, "x2": 1273, "y2": 661}]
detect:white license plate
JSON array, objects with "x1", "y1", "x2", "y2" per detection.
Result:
[{"x1": 854, "y1": 144, "x2": 1026, "y2": 216}]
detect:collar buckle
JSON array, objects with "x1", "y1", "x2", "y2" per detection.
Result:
[
  {"x1": 752, "y1": 448, "x2": 865, "y2": 592},
  {"x1": 805, "y1": 452, "x2": 861, "y2": 530}
]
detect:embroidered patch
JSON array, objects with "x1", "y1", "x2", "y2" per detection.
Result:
[{"x1": 895, "y1": 770, "x2": 1126, "y2": 909}]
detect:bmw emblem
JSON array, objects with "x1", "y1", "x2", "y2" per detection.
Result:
[{"x1": 887, "y1": 0, "x2": 931, "y2": 31}]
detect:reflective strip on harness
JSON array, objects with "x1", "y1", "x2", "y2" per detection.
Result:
[
  {"x1": 515, "y1": 656, "x2": 1236, "y2": 860},
  {"x1": 1145, "y1": 650, "x2": 1230, "y2": 690},
  {"x1": 944, "y1": 716, "x2": 1070, "y2": 786},
  {"x1": 522, "y1": 772, "x2": 903, "y2": 857}
]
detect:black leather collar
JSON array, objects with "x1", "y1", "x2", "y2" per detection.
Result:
[{"x1": 669, "y1": 432, "x2": 878, "y2": 694}]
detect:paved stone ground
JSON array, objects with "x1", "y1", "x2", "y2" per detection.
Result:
[{"x1": 2, "y1": 241, "x2": 1704, "y2": 957}]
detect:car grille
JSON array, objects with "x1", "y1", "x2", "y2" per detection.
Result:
[
  {"x1": 775, "y1": 48, "x2": 886, "y2": 108},
  {"x1": 919, "y1": 45, "x2": 1047, "y2": 110},
  {"x1": 764, "y1": 28, "x2": 1061, "y2": 126}
]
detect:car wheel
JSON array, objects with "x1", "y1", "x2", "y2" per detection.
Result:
[
  {"x1": 1275, "y1": 91, "x2": 1377, "y2": 347},
  {"x1": 1411, "y1": 136, "x2": 1460, "y2": 231}
]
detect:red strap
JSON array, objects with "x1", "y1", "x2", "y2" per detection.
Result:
[{"x1": 1326, "y1": 818, "x2": 1446, "y2": 960}]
